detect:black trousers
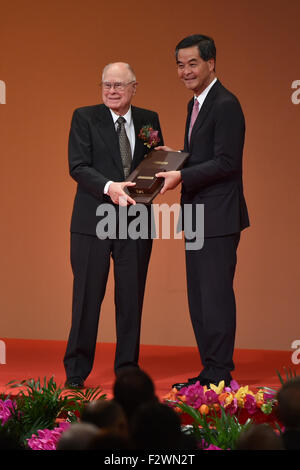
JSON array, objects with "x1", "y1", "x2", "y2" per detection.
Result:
[
  {"x1": 185, "y1": 233, "x2": 240, "y2": 383},
  {"x1": 63, "y1": 233, "x2": 152, "y2": 380}
]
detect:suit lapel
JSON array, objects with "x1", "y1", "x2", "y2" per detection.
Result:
[
  {"x1": 188, "y1": 80, "x2": 221, "y2": 150},
  {"x1": 95, "y1": 105, "x2": 124, "y2": 176},
  {"x1": 131, "y1": 106, "x2": 148, "y2": 170}
]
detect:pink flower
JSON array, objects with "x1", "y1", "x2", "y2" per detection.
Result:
[
  {"x1": 199, "y1": 440, "x2": 224, "y2": 450},
  {"x1": 205, "y1": 444, "x2": 223, "y2": 450},
  {"x1": 27, "y1": 421, "x2": 70, "y2": 450},
  {"x1": 180, "y1": 381, "x2": 206, "y2": 408},
  {"x1": 244, "y1": 394, "x2": 257, "y2": 415},
  {"x1": 149, "y1": 130, "x2": 159, "y2": 145},
  {"x1": 0, "y1": 399, "x2": 15, "y2": 425},
  {"x1": 225, "y1": 397, "x2": 238, "y2": 415},
  {"x1": 229, "y1": 380, "x2": 240, "y2": 392},
  {"x1": 205, "y1": 389, "x2": 219, "y2": 405}
]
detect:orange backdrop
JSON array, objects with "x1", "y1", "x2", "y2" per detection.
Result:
[{"x1": 0, "y1": 0, "x2": 299, "y2": 351}]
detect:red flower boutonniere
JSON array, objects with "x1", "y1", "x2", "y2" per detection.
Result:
[{"x1": 138, "y1": 124, "x2": 160, "y2": 149}]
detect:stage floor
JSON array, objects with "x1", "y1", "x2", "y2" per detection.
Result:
[{"x1": 0, "y1": 339, "x2": 296, "y2": 399}]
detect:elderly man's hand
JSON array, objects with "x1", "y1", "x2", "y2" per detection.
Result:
[{"x1": 107, "y1": 182, "x2": 136, "y2": 206}]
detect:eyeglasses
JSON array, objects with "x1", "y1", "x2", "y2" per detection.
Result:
[{"x1": 101, "y1": 81, "x2": 136, "y2": 91}]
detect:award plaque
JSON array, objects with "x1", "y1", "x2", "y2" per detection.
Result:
[{"x1": 126, "y1": 150, "x2": 189, "y2": 204}]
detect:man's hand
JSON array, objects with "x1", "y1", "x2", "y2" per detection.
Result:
[
  {"x1": 107, "y1": 182, "x2": 136, "y2": 206},
  {"x1": 155, "y1": 170, "x2": 182, "y2": 195},
  {"x1": 154, "y1": 145, "x2": 176, "y2": 152}
]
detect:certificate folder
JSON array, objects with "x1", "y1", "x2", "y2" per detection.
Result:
[{"x1": 126, "y1": 149, "x2": 189, "y2": 204}]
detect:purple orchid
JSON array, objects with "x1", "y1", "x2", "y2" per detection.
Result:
[
  {"x1": 180, "y1": 381, "x2": 206, "y2": 408},
  {"x1": 244, "y1": 394, "x2": 257, "y2": 415},
  {"x1": 205, "y1": 389, "x2": 219, "y2": 405},
  {"x1": 0, "y1": 399, "x2": 15, "y2": 426},
  {"x1": 27, "y1": 421, "x2": 70, "y2": 450},
  {"x1": 225, "y1": 397, "x2": 238, "y2": 415}
]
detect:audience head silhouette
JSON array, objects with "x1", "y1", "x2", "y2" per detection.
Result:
[
  {"x1": 81, "y1": 399, "x2": 128, "y2": 438},
  {"x1": 113, "y1": 368, "x2": 157, "y2": 420},
  {"x1": 276, "y1": 377, "x2": 300, "y2": 450},
  {"x1": 130, "y1": 401, "x2": 182, "y2": 450},
  {"x1": 277, "y1": 377, "x2": 300, "y2": 429},
  {"x1": 56, "y1": 422, "x2": 100, "y2": 450},
  {"x1": 236, "y1": 423, "x2": 283, "y2": 450}
]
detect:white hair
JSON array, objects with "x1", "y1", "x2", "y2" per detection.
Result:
[{"x1": 102, "y1": 62, "x2": 136, "y2": 82}]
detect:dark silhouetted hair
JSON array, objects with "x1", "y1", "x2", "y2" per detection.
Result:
[
  {"x1": 175, "y1": 34, "x2": 216, "y2": 66},
  {"x1": 113, "y1": 368, "x2": 157, "y2": 420},
  {"x1": 56, "y1": 422, "x2": 100, "y2": 450},
  {"x1": 131, "y1": 402, "x2": 182, "y2": 450},
  {"x1": 87, "y1": 430, "x2": 132, "y2": 450},
  {"x1": 236, "y1": 423, "x2": 284, "y2": 450},
  {"x1": 81, "y1": 399, "x2": 125, "y2": 430},
  {"x1": 277, "y1": 377, "x2": 300, "y2": 428}
]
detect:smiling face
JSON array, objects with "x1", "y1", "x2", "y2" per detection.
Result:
[
  {"x1": 177, "y1": 46, "x2": 215, "y2": 96},
  {"x1": 102, "y1": 62, "x2": 137, "y2": 116}
]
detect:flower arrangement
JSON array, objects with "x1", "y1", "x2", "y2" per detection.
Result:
[
  {"x1": 164, "y1": 379, "x2": 283, "y2": 450},
  {"x1": 0, "y1": 377, "x2": 106, "y2": 450},
  {"x1": 164, "y1": 379, "x2": 277, "y2": 423},
  {"x1": 138, "y1": 124, "x2": 160, "y2": 148}
]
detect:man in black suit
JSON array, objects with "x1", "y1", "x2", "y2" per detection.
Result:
[
  {"x1": 64, "y1": 62, "x2": 163, "y2": 388},
  {"x1": 156, "y1": 35, "x2": 249, "y2": 388}
]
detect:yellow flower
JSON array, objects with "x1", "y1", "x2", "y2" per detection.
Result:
[
  {"x1": 235, "y1": 386, "x2": 249, "y2": 407},
  {"x1": 224, "y1": 393, "x2": 234, "y2": 406},
  {"x1": 209, "y1": 380, "x2": 225, "y2": 395},
  {"x1": 255, "y1": 390, "x2": 264, "y2": 403}
]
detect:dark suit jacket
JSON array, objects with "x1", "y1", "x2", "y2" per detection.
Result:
[
  {"x1": 68, "y1": 104, "x2": 163, "y2": 235},
  {"x1": 181, "y1": 80, "x2": 249, "y2": 237}
]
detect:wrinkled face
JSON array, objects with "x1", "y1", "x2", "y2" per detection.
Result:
[
  {"x1": 177, "y1": 46, "x2": 215, "y2": 96},
  {"x1": 102, "y1": 63, "x2": 137, "y2": 116}
]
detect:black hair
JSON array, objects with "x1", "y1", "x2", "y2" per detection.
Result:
[{"x1": 175, "y1": 34, "x2": 216, "y2": 65}]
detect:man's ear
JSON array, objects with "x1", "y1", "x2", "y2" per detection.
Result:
[
  {"x1": 133, "y1": 82, "x2": 138, "y2": 94},
  {"x1": 208, "y1": 59, "x2": 215, "y2": 72}
]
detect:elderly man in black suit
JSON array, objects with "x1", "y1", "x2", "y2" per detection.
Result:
[
  {"x1": 64, "y1": 62, "x2": 163, "y2": 388},
  {"x1": 156, "y1": 35, "x2": 249, "y2": 388}
]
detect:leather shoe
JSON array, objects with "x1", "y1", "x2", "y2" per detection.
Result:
[
  {"x1": 64, "y1": 377, "x2": 84, "y2": 389},
  {"x1": 172, "y1": 377, "x2": 224, "y2": 390}
]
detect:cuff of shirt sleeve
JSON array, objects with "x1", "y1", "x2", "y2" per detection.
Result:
[{"x1": 104, "y1": 181, "x2": 113, "y2": 194}]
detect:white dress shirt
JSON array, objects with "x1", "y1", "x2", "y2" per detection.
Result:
[
  {"x1": 194, "y1": 77, "x2": 217, "y2": 110},
  {"x1": 104, "y1": 107, "x2": 135, "y2": 194}
]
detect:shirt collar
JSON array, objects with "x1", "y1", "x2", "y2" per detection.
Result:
[
  {"x1": 195, "y1": 77, "x2": 218, "y2": 106},
  {"x1": 109, "y1": 106, "x2": 132, "y2": 125}
]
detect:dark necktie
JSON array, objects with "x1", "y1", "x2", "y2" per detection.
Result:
[{"x1": 116, "y1": 116, "x2": 132, "y2": 178}]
